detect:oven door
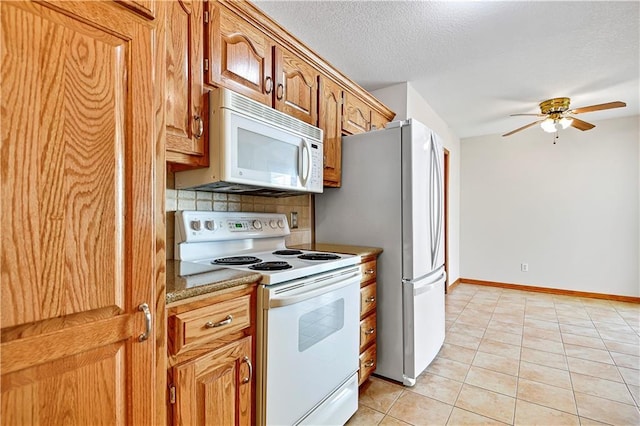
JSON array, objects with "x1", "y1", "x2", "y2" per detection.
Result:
[{"x1": 257, "y1": 267, "x2": 360, "y2": 426}]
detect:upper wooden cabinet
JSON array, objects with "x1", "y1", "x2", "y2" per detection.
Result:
[
  {"x1": 371, "y1": 109, "x2": 389, "y2": 131},
  {"x1": 274, "y1": 45, "x2": 318, "y2": 125},
  {"x1": 166, "y1": 0, "x2": 208, "y2": 167},
  {"x1": 1, "y1": 0, "x2": 159, "y2": 423},
  {"x1": 206, "y1": 2, "x2": 274, "y2": 105},
  {"x1": 343, "y1": 91, "x2": 372, "y2": 135},
  {"x1": 318, "y1": 75, "x2": 343, "y2": 187}
]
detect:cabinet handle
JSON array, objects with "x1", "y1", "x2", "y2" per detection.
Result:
[
  {"x1": 265, "y1": 76, "x2": 273, "y2": 94},
  {"x1": 365, "y1": 296, "x2": 375, "y2": 303},
  {"x1": 241, "y1": 356, "x2": 253, "y2": 384},
  {"x1": 365, "y1": 269, "x2": 375, "y2": 275},
  {"x1": 138, "y1": 303, "x2": 152, "y2": 342},
  {"x1": 276, "y1": 83, "x2": 284, "y2": 100},
  {"x1": 364, "y1": 359, "x2": 375, "y2": 368},
  {"x1": 205, "y1": 315, "x2": 233, "y2": 328},
  {"x1": 193, "y1": 115, "x2": 204, "y2": 139},
  {"x1": 364, "y1": 327, "x2": 375, "y2": 335}
]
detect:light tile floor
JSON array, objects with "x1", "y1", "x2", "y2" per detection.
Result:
[{"x1": 346, "y1": 284, "x2": 640, "y2": 425}]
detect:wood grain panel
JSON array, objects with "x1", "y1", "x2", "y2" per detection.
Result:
[
  {"x1": 318, "y1": 75, "x2": 342, "y2": 186},
  {"x1": 274, "y1": 45, "x2": 317, "y2": 124},
  {"x1": 343, "y1": 92, "x2": 371, "y2": 135},
  {"x1": 206, "y1": 2, "x2": 273, "y2": 105},
  {"x1": 360, "y1": 282, "x2": 377, "y2": 318},
  {"x1": 1, "y1": 1, "x2": 157, "y2": 424}
]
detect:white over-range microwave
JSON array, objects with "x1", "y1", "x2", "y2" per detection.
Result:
[{"x1": 175, "y1": 87, "x2": 324, "y2": 196}]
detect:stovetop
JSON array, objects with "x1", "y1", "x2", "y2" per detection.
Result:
[{"x1": 174, "y1": 211, "x2": 360, "y2": 285}]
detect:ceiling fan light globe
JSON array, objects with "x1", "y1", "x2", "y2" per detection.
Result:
[
  {"x1": 540, "y1": 118, "x2": 557, "y2": 133},
  {"x1": 560, "y1": 117, "x2": 573, "y2": 129}
]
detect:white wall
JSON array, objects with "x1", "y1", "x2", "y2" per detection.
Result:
[
  {"x1": 461, "y1": 115, "x2": 639, "y2": 297},
  {"x1": 372, "y1": 82, "x2": 462, "y2": 286}
]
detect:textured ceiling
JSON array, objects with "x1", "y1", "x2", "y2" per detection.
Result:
[{"x1": 253, "y1": 1, "x2": 640, "y2": 139}]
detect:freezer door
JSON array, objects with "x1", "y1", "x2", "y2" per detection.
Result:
[
  {"x1": 401, "y1": 121, "x2": 445, "y2": 279},
  {"x1": 402, "y1": 268, "x2": 446, "y2": 386}
]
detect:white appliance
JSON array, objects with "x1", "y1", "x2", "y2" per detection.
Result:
[
  {"x1": 175, "y1": 87, "x2": 324, "y2": 196},
  {"x1": 174, "y1": 211, "x2": 361, "y2": 425},
  {"x1": 315, "y1": 119, "x2": 446, "y2": 386}
]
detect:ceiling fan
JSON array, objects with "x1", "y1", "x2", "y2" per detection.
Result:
[{"x1": 502, "y1": 97, "x2": 626, "y2": 137}]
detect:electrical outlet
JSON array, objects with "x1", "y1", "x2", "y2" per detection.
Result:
[
  {"x1": 521, "y1": 263, "x2": 528, "y2": 272},
  {"x1": 290, "y1": 211, "x2": 298, "y2": 229}
]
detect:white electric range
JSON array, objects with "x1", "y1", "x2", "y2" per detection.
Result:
[{"x1": 175, "y1": 211, "x2": 361, "y2": 426}]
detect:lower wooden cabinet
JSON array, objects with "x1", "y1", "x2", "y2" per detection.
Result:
[
  {"x1": 172, "y1": 336, "x2": 252, "y2": 425},
  {"x1": 167, "y1": 285, "x2": 256, "y2": 426},
  {"x1": 358, "y1": 254, "x2": 379, "y2": 385}
]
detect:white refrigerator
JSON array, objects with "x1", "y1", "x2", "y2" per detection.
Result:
[{"x1": 315, "y1": 119, "x2": 446, "y2": 386}]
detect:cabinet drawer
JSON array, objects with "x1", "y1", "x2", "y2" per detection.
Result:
[
  {"x1": 360, "y1": 283, "x2": 377, "y2": 318},
  {"x1": 358, "y1": 344, "x2": 377, "y2": 385},
  {"x1": 360, "y1": 260, "x2": 377, "y2": 284},
  {"x1": 359, "y1": 313, "x2": 376, "y2": 351},
  {"x1": 171, "y1": 295, "x2": 251, "y2": 355}
]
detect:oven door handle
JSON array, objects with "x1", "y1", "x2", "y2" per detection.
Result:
[{"x1": 268, "y1": 272, "x2": 360, "y2": 308}]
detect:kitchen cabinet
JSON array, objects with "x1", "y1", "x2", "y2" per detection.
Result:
[
  {"x1": 205, "y1": 1, "x2": 274, "y2": 106},
  {"x1": 166, "y1": 0, "x2": 208, "y2": 167},
  {"x1": 273, "y1": 45, "x2": 318, "y2": 125},
  {"x1": 358, "y1": 254, "x2": 379, "y2": 384},
  {"x1": 371, "y1": 109, "x2": 389, "y2": 131},
  {"x1": 205, "y1": 2, "x2": 317, "y2": 125},
  {"x1": 1, "y1": 0, "x2": 160, "y2": 424},
  {"x1": 168, "y1": 286, "x2": 256, "y2": 426},
  {"x1": 318, "y1": 75, "x2": 343, "y2": 187},
  {"x1": 343, "y1": 91, "x2": 372, "y2": 135}
]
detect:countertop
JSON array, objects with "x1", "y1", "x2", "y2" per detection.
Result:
[
  {"x1": 291, "y1": 243, "x2": 383, "y2": 258},
  {"x1": 166, "y1": 260, "x2": 262, "y2": 305}
]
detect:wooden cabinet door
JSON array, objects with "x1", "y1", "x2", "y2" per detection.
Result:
[
  {"x1": 166, "y1": 0, "x2": 208, "y2": 166},
  {"x1": 173, "y1": 337, "x2": 253, "y2": 426},
  {"x1": 318, "y1": 75, "x2": 343, "y2": 187},
  {"x1": 343, "y1": 92, "x2": 371, "y2": 135},
  {"x1": 371, "y1": 109, "x2": 389, "y2": 131},
  {"x1": 273, "y1": 45, "x2": 317, "y2": 125},
  {"x1": 1, "y1": 1, "x2": 157, "y2": 424},
  {"x1": 206, "y1": 2, "x2": 274, "y2": 105}
]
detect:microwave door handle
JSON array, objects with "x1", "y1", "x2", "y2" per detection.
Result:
[{"x1": 300, "y1": 139, "x2": 311, "y2": 186}]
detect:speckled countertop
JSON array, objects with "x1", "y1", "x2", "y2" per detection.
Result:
[
  {"x1": 291, "y1": 243, "x2": 383, "y2": 258},
  {"x1": 166, "y1": 260, "x2": 262, "y2": 305}
]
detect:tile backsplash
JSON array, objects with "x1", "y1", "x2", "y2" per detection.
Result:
[{"x1": 166, "y1": 170, "x2": 313, "y2": 259}]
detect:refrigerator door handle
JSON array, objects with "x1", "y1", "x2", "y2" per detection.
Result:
[{"x1": 411, "y1": 272, "x2": 446, "y2": 296}]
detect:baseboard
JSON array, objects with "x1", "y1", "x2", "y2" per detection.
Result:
[
  {"x1": 458, "y1": 278, "x2": 640, "y2": 304},
  {"x1": 448, "y1": 278, "x2": 461, "y2": 292}
]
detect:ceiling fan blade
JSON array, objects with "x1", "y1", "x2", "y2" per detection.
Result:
[
  {"x1": 570, "y1": 101, "x2": 626, "y2": 114},
  {"x1": 570, "y1": 116, "x2": 595, "y2": 131},
  {"x1": 510, "y1": 113, "x2": 545, "y2": 117},
  {"x1": 502, "y1": 120, "x2": 543, "y2": 137}
]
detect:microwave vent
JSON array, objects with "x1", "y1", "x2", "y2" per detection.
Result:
[{"x1": 228, "y1": 91, "x2": 322, "y2": 141}]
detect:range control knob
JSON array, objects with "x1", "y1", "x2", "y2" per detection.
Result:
[
  {"x1": 269, "y1": 220, "x2": 277, "y2": 229},
  {"x1": 277, "y1": 219, "x2": 285, "y2": 229},
  {"x1": 204, "y1": 220, "x2": 216, "y2": 231},
  {"x1": 190, "y1": 220, "x2": 202, "y2": 231},
  {"x1": 252, "y1": 220, "x2": 262, "y2": 230}
]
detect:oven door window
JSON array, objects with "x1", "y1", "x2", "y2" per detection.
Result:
[
  {"x1": 228, "y1": 112, "x2": 304, "y2": 188},
  {"x1": 298, "y1": 299, "x2": 344, "y2": 352}
]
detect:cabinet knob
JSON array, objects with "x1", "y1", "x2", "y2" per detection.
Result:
[
  {"x1": 205, "y1": 315, "x2": 233, "y2": 328},
  {"x1": 365, "y1": 296, "x2": 375, "y2": 303},
  {"x1": 193, "y1": 115, "x2": 204, "y2": 139},
  {"x1": 364, "y1": 327, "x2": 375, "y2": 335},
  {"x1": 364, "y1": 359, "x2": 375, "y2": 368},
  {"x1": 365, "y1": 269, "x2": 375, "y2": 275},
  {"x1": 265, "y1": 76, "x2": 273, "y2": 94},
  {"x1": 276, "y1": 83, "x2": 284, "y2": 100}
]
